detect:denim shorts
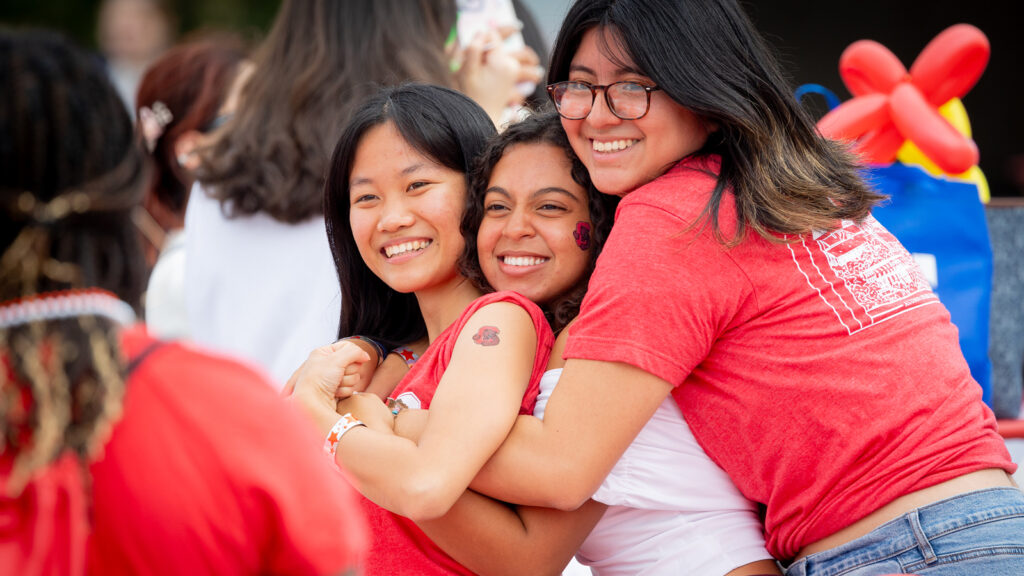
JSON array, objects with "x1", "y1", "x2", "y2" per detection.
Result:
[{"x1": 784, "y1": 487, "x2": 1024, "y2": 576}]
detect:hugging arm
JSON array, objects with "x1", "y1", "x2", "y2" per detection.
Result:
[
  {"x1": 393, "y1": 409, "x2": 606, "y2": 575},
  {"x1": 471, "y1": 359, "x2": 672, "y2": 510},
  {"x1": 418, "y1": 492, "x2": 606, "y2": 576},
  {"x1": 333, "y1": 302, "x2": 540, "y2": 521}
]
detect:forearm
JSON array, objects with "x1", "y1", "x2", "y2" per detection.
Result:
[
  {"x1": 393, "y1": 409, "x2": 581, "y2": 508},
  {"x1": 335, "y1": 423, "x2": 464, "y2": 521},
  {"x1": 417, "y1": 491, "x2": 606, "y2": 576},
  {"x1": 469, "y1": 414, "x2": 586, "y2": 508},
  {"x1": 300, "y1": 395, "x2": 451, "y2": 520},
  {"x1": 471, "y1": 359, "x2": 672, "y2": 509}
]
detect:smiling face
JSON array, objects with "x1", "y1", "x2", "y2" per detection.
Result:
[
  {"x1": 476, "y1": 143, "x2": 592, "y2": 305},
  {"x1": 562, "y1": 27, "x2": 711, "y2": 197},
  {"x1": 348, "y1": 121, "x2": 467, "y2": 295}
]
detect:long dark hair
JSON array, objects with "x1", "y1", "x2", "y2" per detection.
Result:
[
  {"x1": 200, "y1": 0, "x2": 457, "y2": 224},
  {"x1": 549, "y1": 0, "x2": 884, "y2": 244},
  {"x1": 0, "y1": 29, "x2": 147, "y2": 493},
  {"x1": 459, "y1": 111, "x2": 618, "y2": 332},
  {"x1": 324, "y1": 84, "x2": 496, "y2": 349}
]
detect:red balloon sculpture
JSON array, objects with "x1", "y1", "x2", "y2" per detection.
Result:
[{"x1": 818, "y1": 24, "x2": 989, "y2": 173}]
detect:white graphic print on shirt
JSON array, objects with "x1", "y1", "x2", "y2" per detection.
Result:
[{"x1": 788, "y1": 216, "x2": 938, "y2": 334}]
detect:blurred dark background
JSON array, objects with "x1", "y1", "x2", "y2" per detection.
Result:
[
  {"x1": 3, "y1": 0, "x2": 1020, "y2": 196},
  {"x1": 746, "y1": 0, "x2": 1024, "y2": 198}
]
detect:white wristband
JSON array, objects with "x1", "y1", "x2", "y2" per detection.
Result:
[{"x1": 323, "y1": 413, "x2": 366, "y2": 458}]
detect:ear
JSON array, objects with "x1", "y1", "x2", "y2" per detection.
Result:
[{"x1": 173, "y1": 129, "x2": 205, "y2": 172}]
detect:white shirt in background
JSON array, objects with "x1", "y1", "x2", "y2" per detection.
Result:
[{"x1": 184, "y1": 182, "x2": 341, "y2": 389}]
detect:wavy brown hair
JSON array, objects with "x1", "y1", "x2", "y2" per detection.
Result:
[
  {"x1": 198, "y1": 0, "x2": 457, "y2": 224},
  {"x1": 459, "y1": 111, "x2": 619, "y2": 332},
  {"x1": 1, "y1": 29, "x2": 147, "y2": 494}
]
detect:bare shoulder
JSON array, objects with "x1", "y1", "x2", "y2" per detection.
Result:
[{"x1": 458, "y1": 301, "x2": 537, "y2": 349}]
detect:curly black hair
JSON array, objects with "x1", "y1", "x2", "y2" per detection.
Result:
[{"x1": 458, "y1": 111, "x2": 619, "y2": 333}]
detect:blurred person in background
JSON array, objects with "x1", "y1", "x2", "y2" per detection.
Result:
[
  {"x1": 96, "y1": 0, "x2": 174, "y2": 113},
  {"x1": 187, "y1": 0, "x2": 541, "y2": 388},
  {"x1": 134, "y1": 35, "x2": 247, "y2": 339},
  {"x1": 0, "y1": 28, "x2": 367, "y2": 576}
]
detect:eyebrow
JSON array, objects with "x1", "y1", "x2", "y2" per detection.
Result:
[
  {"x1": 484, "y1": 186, "x2": 582, "y2": 202},
  {"x1": 568, "y1": 63, "x2": 647, "y2": 78},
  {"x1": 350, "y1": 162, "x2": 428, "y2": 188}
]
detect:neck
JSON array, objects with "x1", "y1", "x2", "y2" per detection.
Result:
[{"x1": 415, "y1": 275, "x2": 482, "y2": 343}]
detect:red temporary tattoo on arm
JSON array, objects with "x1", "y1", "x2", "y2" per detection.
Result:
[
  {"x1": 472, "y1": 326, "x2": 501, "y2": 346},
  {"x1": 573, "y1": 221, "x2": 592, "y2": 251}
]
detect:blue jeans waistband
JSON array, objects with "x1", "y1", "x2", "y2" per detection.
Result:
[{"x1": 786, "y1": 487, "x2": 1024, "y2": 576}]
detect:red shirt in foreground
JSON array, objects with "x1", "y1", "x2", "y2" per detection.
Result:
[{"x1": 87, "y1": 326, "x2": 368, "y2": 575}]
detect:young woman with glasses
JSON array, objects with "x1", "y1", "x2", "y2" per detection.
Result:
[{"x1": 440, "y1": 1, "x2": 1022, "y2": 575}]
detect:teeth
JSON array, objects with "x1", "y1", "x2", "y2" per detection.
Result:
[
  {"x1": 503, "y1": 256, "x2": 548, "y2": 267},
  {"x1": 385, "y1": 240, "x2": 430, "y2": 258},
  {"x1": 592, "y1": 139, "x2": 638, "y2": 152}
]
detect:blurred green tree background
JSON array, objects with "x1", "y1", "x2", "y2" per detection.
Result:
[{"x1": 1, "y1": 0, "x2": 278, "y2": 48}]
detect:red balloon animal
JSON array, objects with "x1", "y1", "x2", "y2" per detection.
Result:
[{"x1": 818, "y1": 24, "x2": 989, "y2": 172}]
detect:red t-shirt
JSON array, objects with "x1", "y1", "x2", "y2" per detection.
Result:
[
  {"x1": 363, "y1": 291, "x2": 554, "y2": 575},
  {"x1": 564, "y1": 155, "x2": 1015, "y2": 560},
  {"x1": 87, "y1": 326, "x2": 368, "y2": 575},
  {"x1": 0, "y1": 453, "x2": 87, "y2": 576}
]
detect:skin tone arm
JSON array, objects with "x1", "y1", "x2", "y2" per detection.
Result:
[
  {"x1": 471, "y1": 359, "x2": 672, "y2": 510},
  {"x1": 297, "y1": 302, "x2": 541, "y2": 522},
  {"x1": 419, "y1": 493, "x2": 606, "y2": 576},
  {"x1": 283, "y1": 337, "x2": 424, "y2": 401},
  {"x1": 389, "y1": 322, "x2": 604, "y2": 575},
  {"x1": 394, "y1": 406, "x2": 606, "y2": 576}
]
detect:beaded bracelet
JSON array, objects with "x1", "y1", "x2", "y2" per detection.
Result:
[
  {"x1": 323, "y1": 413, "x2": 366, "y2": 458},
  {"x1": 343, "y1": 335, "x2": 387, "y2": 367}
]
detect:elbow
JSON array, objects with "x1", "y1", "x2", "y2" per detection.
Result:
[
  {"x1": 541, "y1": 461, "x2": 599, "y2": 511},
  {"x1": 549, "y1": 489, "x2": 592, "y2": 512},
  {"x1": 395, "y1": 473, "x2": 457, "y2": 522},
  {"x1": 402, "y1": 497, "x2": 452, "y2": 523}
]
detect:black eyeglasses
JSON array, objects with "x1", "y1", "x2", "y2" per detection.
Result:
[{"x1": 546, "y1": 81, "x2": 662, "y2": 120}]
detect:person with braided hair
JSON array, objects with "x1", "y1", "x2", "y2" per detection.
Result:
[{"x1": 0, "y1": 29, "x2": 367, "y2": 575}]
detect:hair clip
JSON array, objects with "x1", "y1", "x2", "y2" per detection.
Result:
[{"x1": 138, "y1": 101, "x2": 174, "y2": 153}]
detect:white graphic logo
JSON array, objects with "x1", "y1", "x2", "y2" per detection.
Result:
[{"x1": 789, "y1": 216, "x2": 938, "y2": 334}]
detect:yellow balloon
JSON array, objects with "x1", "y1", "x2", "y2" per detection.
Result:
[
  {"x1": 896, "y1": 97, "x2": 989, "y2": 202},
  {"x1": 938, "y1": 98, "x2": 971, "y2": 137},
  {"x1": 963, "y1": 165, "x2": 990, "y2": 203}
]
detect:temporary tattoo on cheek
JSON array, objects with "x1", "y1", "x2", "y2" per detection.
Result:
[
  {"x1": 472, "y1": 326, "x2": 501, "y2": 346},
  {"x1": 573, "y1": 221, "x2": 592, "y2": 251}
]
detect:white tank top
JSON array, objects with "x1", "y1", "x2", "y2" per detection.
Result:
[{"x1": 536, "y1": 368, "x2": 773, "y2": 575}]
